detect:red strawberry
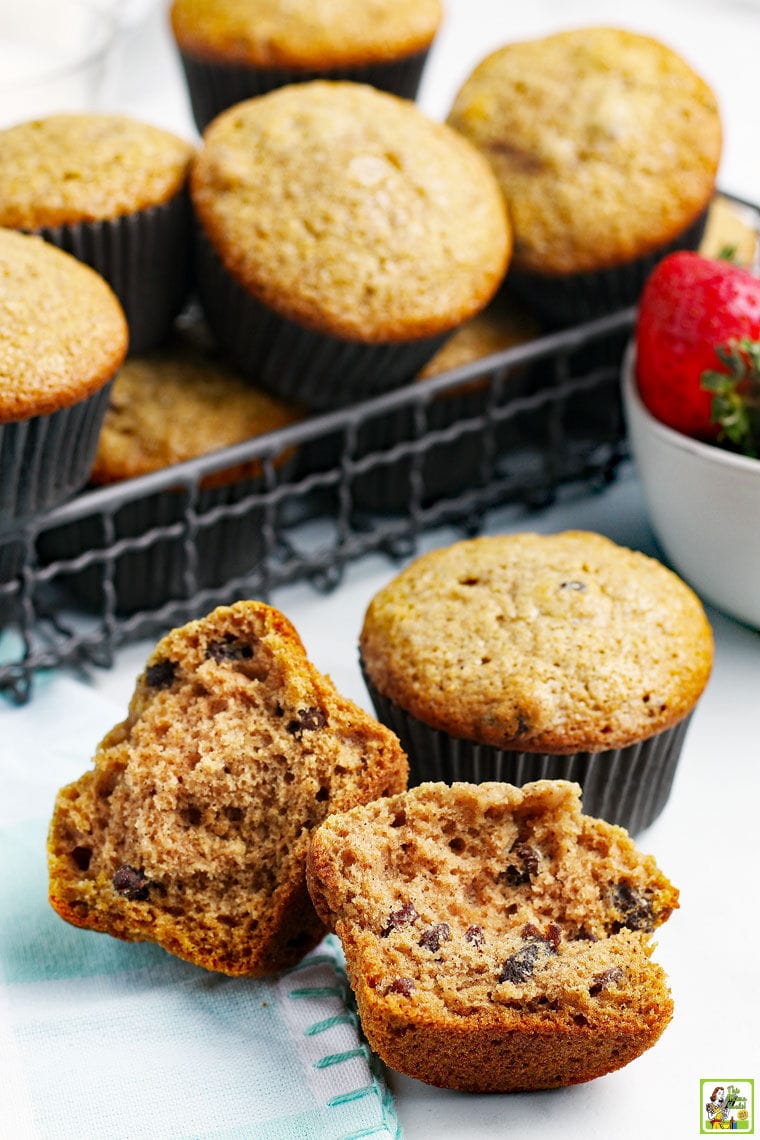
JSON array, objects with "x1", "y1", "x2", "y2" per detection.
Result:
[{"x1": 635, "y1": 252, "x2": 760, "y2": 445}]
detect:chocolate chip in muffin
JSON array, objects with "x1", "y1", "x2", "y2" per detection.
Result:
[
  {"x1": 206, "y1": 634, "x2": 255, "y2": 662},
  {"x1": 502, "y1": 843, "x2": 541, "y2": 886},
  {"x1": 418, "y1": 923, "x2": 451, "y2": 953},
  {"x1": 589, "y1": 966, "x2": 624, "y2": 996},
  {"x1": 388, "y1": 977, "x2": 415, "y2": 996},
  {"x1": 382, "y1": 902, "x2": 419, "y2": 936},
  {"x1": 610, "y1": 883, "x2": 654, "y2": 932},
  {"x1": 286, "y1": 707, "x2": 328, "y2": 735},
  {"x1": 112, "y1": 864, "x2": 149, "y2": 901},
  {"x1": 145, "y1": 659, "x2": 178, "y2": 689}
]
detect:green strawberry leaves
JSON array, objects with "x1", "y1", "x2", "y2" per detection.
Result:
[{"x1": 701, "y1": 337, "x2": 760, "y2": 458}]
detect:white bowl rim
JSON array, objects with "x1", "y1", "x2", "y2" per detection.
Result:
[{"x1": 622, "y1": 341, "x2": 760, "y2": 476}]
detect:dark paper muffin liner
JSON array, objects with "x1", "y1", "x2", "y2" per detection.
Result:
[
  {"x1": 362, "y1": 666, "x2": 694, "y2": 835},
  {"x1": 178, "y1": 48, "x2": 432, "y2": 133},
  {"x1": 36, "y1": 190, "x2": 193, "y2": 355},
  {"x1": 508, "y1": 208, "x2": 710, "y2": 328},
  {"x1": 39, "y1": 474, "x2": 279, "y2": 615},
  {"x1": 196, "y1": 229, "x2": 448, "y2": 411},
  {"x1": 0, "y1": 380, "x2": 114, "y2": 532},
  {"x1": 0, "y1": 533, "x2": 25, "y2": 627}
]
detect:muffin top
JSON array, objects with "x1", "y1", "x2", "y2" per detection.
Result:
[
  {"x1": 417, "y1": 291, "x2": 539, "y2": 381},
  {"x1": 360, "y1": 530, "x2": 713, "y2": 752},
  {"x1": 0, "y1": 114, "x2": 194, "y2": 229},
  {"x1": 447, "y1": 27, "x2": 721, "y2": 275},
  {"x1": 92, "y1": 322, "x2": 303, "y2": 485},
  {"x1": 191, "y1": 82, "x2": 511, "y2": 342},
  {"x1": 170, "y1": 0, "x2": 442, "y2": 69},
  {"x1": 0, "y1": 229, "x2": 128, "y2": 423}
]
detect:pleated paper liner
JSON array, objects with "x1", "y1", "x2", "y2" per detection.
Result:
[
  {"x1": 38, "y1": 473, "x2": 282, "y2": 616},
  {"x1": 0, "y1": 381, "x2": 114, "y2": 531},
  {"x1": 507, "y1": 208, "x2": 710, "y2": 329},
  {"x1": 178, "y1": 48, "x2": 432, "y2": 134},
  {"x1": 0, "y1": 533, "x2": 24, "y2": 627},
  {"x1": 35, "y1": 190, "x2": 193, "y2": 355},
  {"x1": 362, "y1": 667, "x2": 693, "y2": 835},
  {"x1": 195, "y1": 229, "x2": 448, "y2": 411}
]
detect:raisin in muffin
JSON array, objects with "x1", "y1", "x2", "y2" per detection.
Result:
[
  {"x1": 170, "y1": 0, "x2": 443, "y2": 131},
  {"x1": 447, "y1": 27, "x2": 721, "y2": 324},
  {"x1": 191, "y1": 81, "x2": 511, "y2": 410},
  {"x1": 0, "y1": 229, "x2": 127, "y2": 530},
  {"x1": 0, "y1": 114, "x2": 194, "y2": 351},
  {"x1": 307, "y1": 780, "x2": 678, "y2": 1091},
  {"x1": 48, "y1": 601, "x2": 408, "y2": 975},
  {"x1": 360, "y1": 530, "x2": 713, "y2": 832}
]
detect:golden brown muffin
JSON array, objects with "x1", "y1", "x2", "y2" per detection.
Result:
[
  {"x1": 91, "y1": 324, "x2": 303, "y2": 487},
  {"x1": 0, "y1": 228, "x2": 127, "y2": 423},
  {"x1": 360, "y1": 531, "x2": 713, "y2": 832},
  {"x1": 699, "y1": 194, "x2": 760, "y2": 270},
  {"x1": 171, "y1": 0, "x2": 442, "y2": 70},
  {"x1": 448, "y1": 27, "x2": 721, "y2": 277},
  {"x1": 191, "y1": 81, "x2": 511, "y2": 343},
  {"x1": 0, "y1": 114, "x2": 194, "y2": 228},
  {"x1": 48, "y1": 601, "x2": 408, "y2": 976},
  {"x1": 416, "y1": 290, "x2": 540, "y2": 381},
  {"x1": 361, "y1": 530, "x2": 712, "y2": 753},
  {"x1": 307, "y1": 780, "x2": 678, "y2": 1091}
]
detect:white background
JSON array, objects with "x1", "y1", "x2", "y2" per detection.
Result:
[{"x1": 9, "y1": 1, "x2": 760, "y2": 1136}]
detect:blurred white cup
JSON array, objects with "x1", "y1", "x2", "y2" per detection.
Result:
[{"x1": 0, "y1": 0, "x2": 117, "y2": 128}]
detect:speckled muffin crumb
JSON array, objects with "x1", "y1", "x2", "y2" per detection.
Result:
[
  {"x1": 447, "y1": 27, "x2": 721, "y2": 276},
  {"x1": 360, "y1": 530, "x2": 713, "y2": 753},
  {"x1": 0, "y1": 229, "x2": 127, "y2": 422},
  {"x1": 307, "y1": 780, "x2": 678, "y2": 1091},
  {"x1": 170, "y1": 0, "x2": 442, "y2": 69},
  {"x1": 48, "y1": 601, "x2": 408, "y2": 976},
  {"x1": 191, "y1": 81, "x2": 511, "y2": 342},
  {"x1": 0, "y1": 114, "x2": 194, "y2": 229}
]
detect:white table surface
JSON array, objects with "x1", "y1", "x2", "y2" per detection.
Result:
[{"x1": 6, "y1": 1, "x2": 760, "y2": 1136}]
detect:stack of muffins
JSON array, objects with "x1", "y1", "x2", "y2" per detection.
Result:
[{"x1": 0, "y1": 11, "x2": 727, "y2": 618}]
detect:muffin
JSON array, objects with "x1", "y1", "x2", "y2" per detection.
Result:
[
  {"x1": 360, "y1": 530, "x2": 714, "y2": 833},
  {"x1": 191, "y1": 81, "x2": 511, "y2": 410},
  {"x1": 0, "y1": 114, "x2": 195, "y2": 352},
  {"x1": 447, "y1": 27, "x2": 722, "y2": 324},
  {"x1": 170, "y1": 0, "x2": 443, "y2": 132},
  {"x1": 48, "y1": 600, "x2": 408, "y2": 976},
  {"x1": 307, "y1": 780, "x2": 678, "y2": 1091},
  {"x1": 0, "y1": 229, "x2": 127, "y2": 531},
  {"x1": 39, "y1": 318, "x2": 304, "y2": 614},
  {"x1": 350, "y1": 291, "x2": 541, "y2": 512},
  {"x1": 699, "y1": 193, "x2": 760, "y2": 269}
]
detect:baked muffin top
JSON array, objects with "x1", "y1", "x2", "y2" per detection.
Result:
[
  {"x1": 0, "y1": 229, "x2": 128, "y2": 423},
  {"x1": 447, "y1": 27, "x2": 721, "y2": 275},
  {"x1": 191, "y1": 82, "x2": 511, "y2": 342},
  {"x1": 91, "y1": 323, "x2": 303, "y2": 485},
  {"x1": 170, "y1": 0, "x2": 442, "y2": 69},
  {"x1": 417, "y1": 291, "x2": 539, "y2": 380},
  {"x1": 0, "y1": 114, "x2": 194, "y2": 229},
  {"x1": 360, "y1": 530, "x2": 713, "y2": 752}
]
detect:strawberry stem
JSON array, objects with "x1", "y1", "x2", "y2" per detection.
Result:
[{"x1": 701, "y1": 337, "x2": 760, "y2": 458}]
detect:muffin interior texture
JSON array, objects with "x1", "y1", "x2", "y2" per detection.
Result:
[
  {"x1": 48, "y1": 602, "x2": 407, "y2": 976},
  {"x1": 307, "y1": 780, "x2": 678, "y2": 1090}
]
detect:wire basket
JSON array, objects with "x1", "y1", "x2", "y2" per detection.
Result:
[{"x1": 0, "y1": 305, "x2": 634, "y2": 704}]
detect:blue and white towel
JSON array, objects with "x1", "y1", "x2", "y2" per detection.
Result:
[{"x1": 0, "y1": 670, "x2": 403, "y2": 1140}]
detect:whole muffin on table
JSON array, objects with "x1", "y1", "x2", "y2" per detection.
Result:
[
  {"x1": 447, "y1": 27, "x2": 722, "y2": 324},
  {"x1": 0, "y1": 229, "x2": 127, "y2": 532},
  {"x1": 0, "y1": 114, "x2": 195, "y2": 352},
  {"x1": 39, "y1": 319, "x2": 304, "y2": 614},
  {"x1": 360, "y1": 530, "x2": 713, "y2": 833},
  {"x1": 170, "y1": 0, "x2": 443, "y2": 131},
  {"x1": 190, "y1": 81, "x2": 511, "y2": 410}
]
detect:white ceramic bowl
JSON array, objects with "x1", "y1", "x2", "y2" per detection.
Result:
[{"x1": 622, "y1": 344, "x2": 760, "y2": 629}]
